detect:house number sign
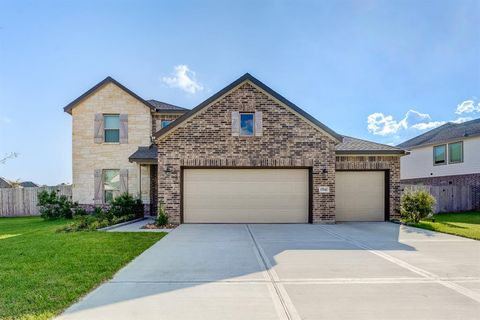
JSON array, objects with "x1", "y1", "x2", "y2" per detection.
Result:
[{"x1": 318, "y1": 186, "x2": 330, "y2": 193}]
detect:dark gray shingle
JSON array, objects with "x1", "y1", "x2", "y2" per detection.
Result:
[
  {"x1": 397, "y1": 118, "x2": 480, "y2": 149},
  {"x1": 129, "y1": 145, "x2": 158, "y2": 163},
  {"x1": 336, "y1": 136, "x2": 405, "y2": 154},
  {"x1": 147, "y1": 100, "x2": 189, "y2": 112}
]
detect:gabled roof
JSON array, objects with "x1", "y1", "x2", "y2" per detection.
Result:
[
  {"x1": 154, "y1": 73, "x2": 343, "y2": 141},
  {"x1": 0, "y1": 177, "x2": 12, "y2": 188},
  {"x1": 19, "y1": 181, "x2": 39, "y2": 188},
  {"x1": 397, "y1": 118, "x2": 480, "y2": 149},
  {"x1": 64, "y1": 76, "x2": 156, "y2": 114},
  {"x1": 147, "y1": 100, "x2": 189, "y2": 113},
  {"x1": 336, "y1": 136, "x2": 405, "y2": 155}
]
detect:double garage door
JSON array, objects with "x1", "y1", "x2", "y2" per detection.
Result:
[{"x1": 183, "y1": 169, "x2": 385, "y2": 223}]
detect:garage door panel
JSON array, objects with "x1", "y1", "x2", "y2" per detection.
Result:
[
  {"x1": 184, "y1": 169, "x2": 308, "y2": 223},
  {"x1": 335, "y1": 171, "x2": 385, "y2": 222}
]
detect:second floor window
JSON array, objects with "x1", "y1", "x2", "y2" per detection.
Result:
[
  {"x1": 449, "y1": 141, "x2": 463, "y2": 163},
  {"x1": 161, "y1": 120, "x2": 172, "y2": 128},
  {"x1": 240, "y1": 113, "x2": 255, "y2": 136},
  {"x1": 433, "y1": 144, "x2": 446, "y2": 165},
  {"x1": 104, "y1": 115, "x2": 120, "y2": 143}
]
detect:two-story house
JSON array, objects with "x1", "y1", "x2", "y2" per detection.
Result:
[
  {"x1": 64, "y1": 73, "x2": 406, "y2": 223},
  {"x1": 398, "y1": 118, "x2": 480, "y2": 186}
]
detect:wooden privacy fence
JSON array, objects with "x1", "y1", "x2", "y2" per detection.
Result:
[
  {"x1": 402, "y1": 184, "x2": 476, "y2": 213},
  {"x1": 0, "y1": 185, "x2": 72, "y2": 217}
]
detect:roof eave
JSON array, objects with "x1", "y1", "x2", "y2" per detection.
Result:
[
  {"x1": 335, "y1": 150, "x2": 406, "y2": 155},
  {"x1": 63, "y1": 76, "x2": 155, "y2": 115}
]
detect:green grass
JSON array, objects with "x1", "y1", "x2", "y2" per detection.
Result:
[
  {"x1": 0, "y1": 217, "x2": 165, "y2": 320},
  {"x1": 408, "y1": 211, "x2": 480, "y2": 240}
]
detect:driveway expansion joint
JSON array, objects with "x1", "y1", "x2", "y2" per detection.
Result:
[{"x1": 316, "y1": 224, "x2": 480, "y2": 303}]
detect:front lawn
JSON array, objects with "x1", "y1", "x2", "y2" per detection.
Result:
[
  {"x1": 0, "y1": 217, "x2": 165, "y2": 320},
  {"x1": 408, "y1": 211, "x2": 480, "y2": 240}
]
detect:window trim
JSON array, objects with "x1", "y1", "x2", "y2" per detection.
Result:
[
  {"x1": 103, "y1": 169, "x2": 120, "y2": 202},
  {"x1": 239, "y1": 112, "x2": 255, "y2": 137},
  {"x1": 433, "y1": 144, "x2": 447, "y2": 166},
  {"x1": 103, "y1": 114, "x2": 120, "y2": 143},
  {"x1": 448, "y1": 141, "x2": 464, "y2": 164}
]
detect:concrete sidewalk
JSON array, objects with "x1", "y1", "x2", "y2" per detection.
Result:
[{"x1": 58, "y1": 223, "x2": 480, "y2": 320}]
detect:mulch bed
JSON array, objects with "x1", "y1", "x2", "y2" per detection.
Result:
[{"x1": 141, "y1": 223, "x2": 177, "y2": 230}]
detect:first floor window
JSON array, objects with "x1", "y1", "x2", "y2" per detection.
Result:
[
  {"x1": 433, "y1": 145, "x2": 446, "y2": 165},
  {"x1": 448, "y1": 141, "x2": 463, "y2": 163},
  {"x1": 103, "y1": 169, "x2": 120, "y2": 202},
  {"x1": 240, "y1": 113, "x2": 255, "y2": 136},
  {"x1": 104, "y1": 115, "x2": 120, "y2": 143}
]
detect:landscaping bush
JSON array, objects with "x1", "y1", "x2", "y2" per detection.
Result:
[
  {"x1": 38, "y1": 190, "x2": 77, "y2": 219},
  {"x1": 58, "y1": 193, "x2": 144, "y2": 232},
  {"x1": 156, "y1": 200, "x2": 168, "y2": 226},
  {"x1": 109, "y1": 193, "x2": 144, "y2": 219},
  {"x1": 401, "y1": 190, "x2": 436, "y2": 223}
]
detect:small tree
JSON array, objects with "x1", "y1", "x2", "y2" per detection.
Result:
[
  {"x1": 401, "y1": 190, "x2": 436, "y2": 223},
  {"x1": 156, "y1": 200, "x2": 168, "y2": 226}
]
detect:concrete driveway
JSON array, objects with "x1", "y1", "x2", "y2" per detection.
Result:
[{"x1": 59, "y1": 223, "x2": 480, "y2": 320}]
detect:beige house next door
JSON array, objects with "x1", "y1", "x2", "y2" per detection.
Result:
[
  {"x1": 183, "y1": 168, "x2": 309, "y2": 223},
  {"x1": 335, "y1": 171, "x2": 386, "y2": 221}
]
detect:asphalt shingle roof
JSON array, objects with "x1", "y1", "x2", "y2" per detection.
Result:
[
  {"x1": 129, "y1": 145, "x2": 158, "y2": 163},
  {"x1": 336, "y1": 136, "x2": 405, "y2": 154},
  {"x1": 19, "y1": 181, "x2": 38, "y2": 188},
  {"x1": 147, "y1": 100, "x2": 189, "y2": 112},
  {"x1": 397, "y1": 118, "x2": 480, "y2": 149}
]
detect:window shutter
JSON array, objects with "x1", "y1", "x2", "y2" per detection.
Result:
[
  {"x1": 94, "y1": 169, "x2": 103, "y2": 204},
  {"x1": 120, "y1": 114, "x2": 128, "y2": 144},
  {"x1": 231, "y1": 111, "x2": 240, "y2": 136},
  {"x1": 255, "y1": 111, "x2": 263, "y2": 136},
  {"x1": 94, "y1": 114, "x2": 104, "y2": 143},
  {"x1": 119, "y1": 169, "x2": 128, "y2": 194}
]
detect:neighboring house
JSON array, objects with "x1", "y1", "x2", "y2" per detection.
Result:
[
  {"x1": 398, "y1": 118, "x2": 480, "y2": 186},
  {"x1": 0, "y1": 177, "x2": 12, "y2": 188},
  {"x1": 64, "y1": 73, "x2": 405, "y2": 223},
  {"x1": 19, "y1": 181, "x2": 39, "y2": 188}
]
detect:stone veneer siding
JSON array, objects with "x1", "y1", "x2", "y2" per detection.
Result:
[
  {"x1": 335, "y1": 155, "x2": 402, "y2": 219},
  {"x1": 156, "y1": 82, "x2": 338, "y2": 224},
  {"x1": 71, "y1": 82, "x2": 152, "y2": 205}
]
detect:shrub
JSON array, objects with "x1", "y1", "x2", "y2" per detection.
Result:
[
  {"x1": 401, "y1": 190, "x2": 436, "y2": 223},
  {"x1": 156, "y1": 200, "x2": 168, "y2": 226},
  {"x1": 38, "y1": 190, "x2": 77, "y2": 219},
  {"x1": 108, "y1": 193, "x2": 144, "y2": 219}
]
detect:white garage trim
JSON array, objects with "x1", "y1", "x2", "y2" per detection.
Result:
[
  {"x1": 335, "y1": 170, "x2": 389, "y2": 222},
  {"x1": 181, "y1": 168, "x2": 311, "y2": 223}
]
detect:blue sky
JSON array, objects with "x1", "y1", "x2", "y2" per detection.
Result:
[{"x1": 0, "y1": 0, "x2": 479, "y2": 185}]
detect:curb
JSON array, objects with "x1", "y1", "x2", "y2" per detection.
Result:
[{"x1": 97, "y1": 217, "x2": 147, "y2": 231}]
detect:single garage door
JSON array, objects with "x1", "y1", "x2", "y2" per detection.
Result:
[
  {"x1": 183, "y1": 169, "x2": 309, "y2": 223},
  {"x1": 335, "y1": 171, "x2": 385, "y2": 221}
]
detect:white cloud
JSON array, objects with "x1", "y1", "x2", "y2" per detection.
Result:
[
  {"x1": 162, "y1": 65, "x2": 203, "y2": 94},
  {"x1": 367, "y1": 98, "x2": 479, "y2": 136},
  {"x1": 455, "y1": 100, "x2": 480, "y2": 114},
  {"x1": 410, "y1": 121, "x2": 446, "y2": 130},
  {"x1": 367, "y1": 109, "x2": 430, "y2": 136}
]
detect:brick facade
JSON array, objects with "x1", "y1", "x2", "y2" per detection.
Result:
[
  {"x1": 401, "y1": 173, "x2": 480, "y2": 186},
  {"x1": 156, "y1": 82, "x2": 338, "y2": 224},
  {"x1": 335, "y1": 155, "x2": 402, "y2": 219}
]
